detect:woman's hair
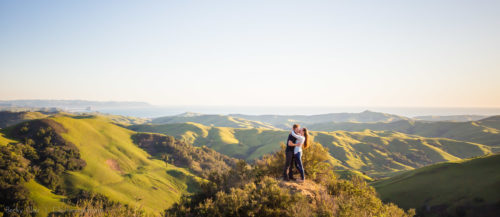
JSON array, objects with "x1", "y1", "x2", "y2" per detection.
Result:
[{"x1": 303, "y1": 128, "x2": 309, "y2": 149}]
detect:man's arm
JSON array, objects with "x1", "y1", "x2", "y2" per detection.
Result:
[
  {"x1": 288, "y1": 140, "x2": 296, "y2": 147},
  {"x1": 290, "y1": 130, "x2": 300, "y2": 139}
]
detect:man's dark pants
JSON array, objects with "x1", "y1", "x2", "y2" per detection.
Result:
[{"x1": 283, "y1": 150, "x2": 296, "y2": 179}]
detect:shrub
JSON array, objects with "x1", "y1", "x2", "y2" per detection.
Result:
[
  {"x1": 10, "y1": 120, "x2": 86, "y2": 190},
  {"x1": 0, "y1": 144, "x2": 36, "y2": 216},
  {"x1": 132, "y1": 133, "x2": 237, "y2": 178},
  {"x1": 50, "y1": 190, "x2": 145, "y2": 217},
  {"x1": 166, "y1": 142, "x2": 415, "y2": 217}
]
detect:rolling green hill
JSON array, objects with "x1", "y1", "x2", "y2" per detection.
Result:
[
  {"x1": 94, "y1": 113, "x2": 150, "y2": 125},
  {"x1": 308, "y1": 117, "x2": 500, "y2": 149},
  {"x1": 312, "y1": 130, "x2": 491, "y2": 177},
  {"x1": 130, "y1": 122, "x2": 286, "y2": 160},
  {"x1": 0, "y1": 131, "x2": 16, "y2": 146},
  {"x1": 372, "y1": 154, "x2": 500, "y2": 217},
  {"x1": 0, "y1": 111, "x2": 48, "y2": 128},
  {"x1": 414, "y1": 115, "x2": 487, "y2": 122},
  {"x1": 0, "y1": 110, "x2": 149, "y2": 129},
  {"x1": 25, "y1": 180, "x2": 73, "y2": 217},
  {"x1": 152, "y1": 110, "x2": 408, "y2": 130},
  {"x1": 130, "y1": 122, "x2": 492, "y2": 178},
  {"x1": 152, "y1": 112, "x2": 276, "y2": 129},
  {"x1": 231, "y1": 110, "x2": 409, "y2": 129},
  {"x1": 0, "y1": 115, "x2": 237, "y2": 216},
  {"x1": 478, "y1": 115, "x2": 500, "y2": 130},
  {"x1": 51, "y1": 115, "x2": 199, "y2": 214}
]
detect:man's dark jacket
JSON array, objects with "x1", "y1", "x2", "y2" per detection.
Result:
[{"x1": 286, "y1": 133, "x2": 297, "y2": 152}]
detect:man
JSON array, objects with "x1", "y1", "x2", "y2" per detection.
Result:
[{"x1": 283, "y1": 124, "x2": 300, "y2": 181}]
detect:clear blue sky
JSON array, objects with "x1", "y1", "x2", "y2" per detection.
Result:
[{"x1": 1, "y1": 0, "x2": 499, "y2": 107}]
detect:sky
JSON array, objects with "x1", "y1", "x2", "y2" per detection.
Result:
[{"x1": 1, "y1": 0, "x2": 499, "y2": 107}]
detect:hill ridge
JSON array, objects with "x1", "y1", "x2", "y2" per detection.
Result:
[
  {"x1": 130, "y1": 122, "x2": 492, "y2": 178},
  {"x1": 373, "y1": 153, "x2": 500, "y2": 216}
]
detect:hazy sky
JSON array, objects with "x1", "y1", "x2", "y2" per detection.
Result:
[{"x1": 1, "y1": 0, "x2": 499, "y2": 107}]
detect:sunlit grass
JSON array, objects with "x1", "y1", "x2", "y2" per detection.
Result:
[
  {"x1": 25, "y1": 179, "x2": 72, "y2": 217},
  {"x1": 50, "y1": 115, "x2": 200, "y2": 214},
  {"x1": 372, "y1": 154, "x2": 500, "y2": 211}
]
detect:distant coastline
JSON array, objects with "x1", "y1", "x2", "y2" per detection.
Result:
[{"x1": 1, "y1": 100, "x2": 499, "y2": 118}]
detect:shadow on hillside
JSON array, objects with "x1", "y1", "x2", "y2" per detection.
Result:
[
  {"x1": 71, "y1": 115, "x2": 96, "y2": 119},
  {"x1": 167, "y1": 170, "x2": 201, "y2": 193}
]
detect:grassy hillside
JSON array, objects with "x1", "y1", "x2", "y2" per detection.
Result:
[
  {"x1": 50, "y1": 115, "x2": 200, "y2": 214},
  {"x1": 130, "y1": 123, "x2": 286, "y2": 160},
  {"x1": 132, "y1": 132, "x2": 237, "y2": 178},
  {"x1": 312, "y1": 130, "x2": 491, "y2": 177},
  {"x1": 372, "y1": 154, "x2": 500, "y2": 217},
  {"x1": 95, "y1": 113, "x2": 150, "y2": 125},
  {"x1": 25, "y1": 180, "x2": 72, "y2": 217},
  {"x1": 152, "y1": 112, "x2": 276, "y2": 129},
  {"x1": 414, "y1": 115, "x2": 487, "y2": 122},
  {"x1": 308, "y1": 117, "x2": 500, "y2": 148},
  {"x1": 0, "y1": 115, "x2": 207, "y2": 216},
  {"x1": 333, "y1": 169, "x2": 373, "y2": 181},
  {"x1": 152, "y1": 110, "x2": 408, "y2": 130},
  {"x1": 478, "y1": 115, "x2": 500, "y2": 130},
  {"x1": 231, "y1": 110, "x2": 409, "y2": 129},
  {"x1": 0, "y1": 132, "x2": 16, "y2": 146},
  {"x1": 0, "y1": 111, "x2": 48, "y2": 128},
  {"x1": 130, "y1": 123, "x2": 491, "y2": 177}
]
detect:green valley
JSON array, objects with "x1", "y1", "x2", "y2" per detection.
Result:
[
  {"x1": 308, "y1": 117, "x2": 500, "y2": 148},
  {"x1": 130, "y1": 122, "x2": 492, "y2": 178}
]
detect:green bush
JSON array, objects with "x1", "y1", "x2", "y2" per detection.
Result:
[
  {"x1": 0, "y1": 144, "x2": 36, "y2": 217},
  {"x1": 49, "y1": 190, "x2": 145, "y2": 217},
  {"x1": 166, "y1": 142, "x2": 415, "y2": 217},
  {"x1": 190, "y1": 177, "x2": 311, "y2": 217},
  {"x1": 10, "y1": 120, "x2": 86, "y2": 190},
  {"x1": 132, "y1": 133, "x2": 236, "y2": 178},
  {"x1": 326, "y1": 177, "x2": 415, "y2": 217}
]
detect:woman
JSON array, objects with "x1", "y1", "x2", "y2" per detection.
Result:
[{"x1": 288, "y1": 127, "x2": 309, "y2": 182}]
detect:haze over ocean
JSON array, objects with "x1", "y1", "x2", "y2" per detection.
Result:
[{"x1": 95, "y1": 106, "x2": 500, "y2": 118}]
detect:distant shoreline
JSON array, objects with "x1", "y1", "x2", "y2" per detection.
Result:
[{"x1": 2, "y1": 99, "x2": 499, "y2": 118}]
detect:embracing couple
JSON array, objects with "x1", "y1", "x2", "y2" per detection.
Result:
[{"x1": 283, "y1": 124, "x2": 309, "y2": 182}]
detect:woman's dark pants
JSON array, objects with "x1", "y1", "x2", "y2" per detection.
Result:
[{"x1": 295, "y1": 151, "x2": 305, "y2": 180}]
